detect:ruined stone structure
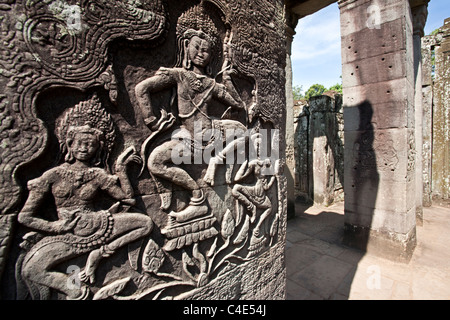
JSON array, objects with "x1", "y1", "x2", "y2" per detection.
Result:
[
  {"x1": 422, "y1": 18, "x2": 450, "y2": 205},
  {"x1": 0, "y1": 0, "x2": 287, "y2": 300},
  {"x1": 287, "y1": 0, "x2": 431, "y2": 262},
  {"x1": 294, "y1": 92, "x2": 344, "y2": 206}
]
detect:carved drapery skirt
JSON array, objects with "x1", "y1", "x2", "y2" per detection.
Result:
[{"x1": 26, "y1": 209, "x2": 114, "y2": 256}]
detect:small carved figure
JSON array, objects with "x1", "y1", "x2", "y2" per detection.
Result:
[
  {"x1": 135, "y1": 6, "x2": 248, "y2": 223},
  {"x1": 232, "y1": 157, "x2": 278, "y2": 238},
  {"x1": 17, "y1": 96, "x2": 153, "y2": 300}
]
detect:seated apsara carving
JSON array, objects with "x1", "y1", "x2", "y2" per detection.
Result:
[{"x1": 17, "y1": 95, "x2": 153, "y2": 300}]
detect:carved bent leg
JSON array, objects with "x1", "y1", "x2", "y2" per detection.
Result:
[
  {"x1": 80, "y1": 213, "x2": 153, "y2": 284},
  {"x1": 149, "y1": 140, "x2": 202, "y2": 198},
  {"x1": 204, "y1": 120, "x2": 250, "y2": 186},
  {"x1": 149, "y1": 139, "x2": 208, "y2": 221},
  {"x1": 204, "y1": 135, "x2": 247, "y2": 186},
  {"x1": 22, "y1": 241, "x2": 89, "y2": 300},
  {"x1": 253, "y1": 197, "x2": 272, "y2": 237},
  {"x1": 231, "y1": 184, "x2": 258, "y2": 223}
]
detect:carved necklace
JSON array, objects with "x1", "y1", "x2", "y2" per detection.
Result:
[
  {"x1": 184, "y1": 71, "x2": 208, "y2": 92},
  {"x1": 61, "y1": 167, "x2": 96, "y2": 188}
]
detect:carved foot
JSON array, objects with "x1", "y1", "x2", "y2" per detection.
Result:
[
  {"x1": 66, "y1": 285, "x2": 90, "y2": 300},
  {"x1": 79, "y1": 245, "x2": 114, "y2": 284},
  {"x1": 79, "y1": 267, "x2": 96, "y2": 285},
  {"x1": 169, "y1": 203, "x2": 208, "y2": 223},
  {"x1": 203, "y1": 158, "x2": 219, "y2": 186},
  {"x1": 248, "y1": 204, "x2": 257, "y2": 224}
]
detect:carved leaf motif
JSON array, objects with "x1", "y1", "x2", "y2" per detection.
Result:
[
  {"x1": 93, "y1": 277, "x2": 131, "y2": 300},
  {"x1": 233, "y1": 215, "x2": 250, "y2": 245},
  {"x1": 206, "y1": 238, "x2": 218, "y2": 259},
  {"x1": 221, "y1": 209, "x2": 235, "y2": 239},
  {"x1": 142, "y1": 239, "x2": 165, "y2": 274},
  {"x1": 182, "y1": 251, "x2": 195, "y2": 266},
  {"x1": 269, "y1": 215, "x2": 279, "y2": 237}
]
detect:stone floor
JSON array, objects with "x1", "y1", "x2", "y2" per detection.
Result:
[{"x1": 286, "y1": 201, "x2": 450, "y2": 300}]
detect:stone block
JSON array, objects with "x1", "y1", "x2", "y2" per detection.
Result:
[
  {"x1": 344, "y1": 128, "x2": 411, "y2": 180},
  {"x1": 345, "y1": 179, "x2": 413, "y2": 217},
  {"x1": 309, "y1": 95, "x2": 336, "y2": 113},
  {"x1": 339, "y1": 0, "x2": 412, "y2": 38},
  {"x1": 342, "y1": 78, "x2": 414, "y2": 108},
  {"x1": 345, "y1": 203, "x2": 416, "y2": 239},
  {"x1": 343, "y1": 220, "x2": 416, "y2": 262},
  {"x1": 344, "y1": 100, "x2": 408, "y2": 130},
  {"x1": 341, "y1": 18, "x2": 408, "y2": 64},
  {"x1": 343, "y1": 50, "x2": 409, "y2": 88}
]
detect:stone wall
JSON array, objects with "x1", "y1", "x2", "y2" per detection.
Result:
[
  {"x1": 422, "y1": 18, "x2": 450, "y2": 203},
  {"x1": 294, "y1": 92, "x2": 344, "y2": 206}
]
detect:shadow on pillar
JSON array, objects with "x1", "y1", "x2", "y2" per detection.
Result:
[
  {"x1": 286, "y1": 167, "x2": 296, "y2": 220},
  {"x1": 342, "y1": 100, "x2": 378, "y2": 252}
]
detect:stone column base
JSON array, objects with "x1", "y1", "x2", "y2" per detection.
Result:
[{"x1": 343, "y1": 223, "x2": 417, "y2": 262}]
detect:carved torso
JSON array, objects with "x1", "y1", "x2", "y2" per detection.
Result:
[
  {"x1": 28, "y1": 164, "x2": 118, "y2": 214},
  {"x1": 157, "y1": 67, "x2": 222, "y2": 133}
]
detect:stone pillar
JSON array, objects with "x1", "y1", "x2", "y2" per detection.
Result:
[
  {"x1": 411, "y1": 2, "x2": 428, "y2": 225},
  {"x1": 432, "y1": 18, "x2": 450, "y2": 201},
  {"x1": 421, "y1": 34, "x2": 434, "y2": 207},
  {"x1": 308, "y1": 93, "x2": 344, "y2": 206},
  {"x1": 309, "y1": 96, "x2": 336, "y2": 206},
  {"x1": 294, "y1": 100, "x2": 311, "y2": 203},
  {"x1": 339, "y1": 0, "x2": 417, "y2": 261},
  {"x1": 285, "y1": 11, "x2": 299, "y2": 219}
]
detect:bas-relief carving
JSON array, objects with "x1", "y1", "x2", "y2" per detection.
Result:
[
  {"x1": 1, "y1": 0, "x2": 286, "y2": 299},
  {"x1": 17, "y1": 95, "x2": 153, "y2": 300},
  {"x1": 353, "y1": 131, "x2": 399, "y2": 175}
]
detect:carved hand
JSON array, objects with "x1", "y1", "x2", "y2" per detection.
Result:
[
  {"x1": 147, "y1": 109, "x2": 171, "y2": 131},
  {"x1": 51, "y1": 216, "x2": 80, "y2": 234},
  {"x1": 115, "y1": 146, "x2": 142, "y2": 172},
  {"x1": 144, "y1": 116, "x2": 158, "y2": 128},
  {"x1": 222, "y1": 68, "x2": 237, "y2": 81}
]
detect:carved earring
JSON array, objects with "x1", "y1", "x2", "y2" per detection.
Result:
[
  {"x1": 92, "y1": 143, "x2": 103, "y2": 167},
  {"x1": 183, "y1": 40, "x2": 191, "y2": 70},
  {"x1": 186, "y1": 58, "x2": 192, "y2": 70},
  {"x1": 65, "y1": 148, "x2": 74, "y2": 163},
  {"x1": 65, "y1": 140, "x2": 74, "y2": 163}
]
